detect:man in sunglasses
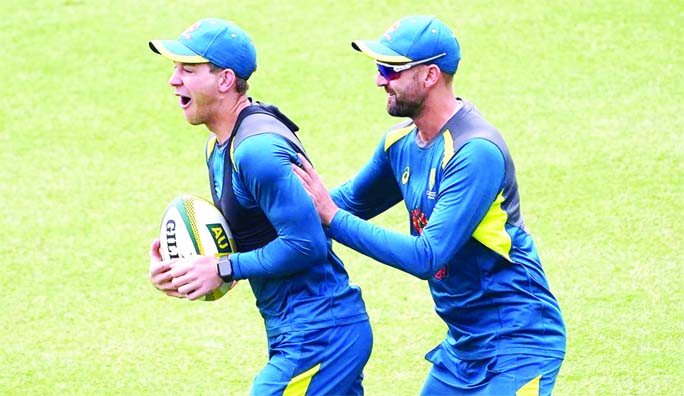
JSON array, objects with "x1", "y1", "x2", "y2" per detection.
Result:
[{"x1": 293, "y1": 15, "x2": 566, "y2": 396}]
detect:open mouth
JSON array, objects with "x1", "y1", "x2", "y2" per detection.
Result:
[{"x1": 179, "y1": 95, "x2": 191, "y2": 108}]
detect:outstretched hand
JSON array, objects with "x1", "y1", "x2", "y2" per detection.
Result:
[{"x1": 291, "y1": 153, "x2": 339, "y2": 226}]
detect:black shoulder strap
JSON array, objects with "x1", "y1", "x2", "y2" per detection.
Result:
[
  {"x1": 231, "y1": 101, "x2": 311, "y2": 163},
  {"x1": 234, "y1": 114, "x2": 307, "y2": 157}
]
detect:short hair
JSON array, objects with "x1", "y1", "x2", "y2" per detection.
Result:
[{"x1": 209, "y1": 63, "x2": 249, "y2": 94}]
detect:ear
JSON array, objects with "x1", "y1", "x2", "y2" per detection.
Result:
[
  {"x1": 423, "y1": 65, "x2": 442, "y2": 88},
  {"x1": 217, "y1": 69, "x2": 237, "y2": 93}
]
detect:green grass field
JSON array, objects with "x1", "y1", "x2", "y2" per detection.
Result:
[{"x1": 2, "y1": 1, "x2": 683, "y2": 395}]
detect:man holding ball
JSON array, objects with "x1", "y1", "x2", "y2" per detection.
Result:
[{"x1": 147, "y1": 17, "x2": 372, "y2": 396}]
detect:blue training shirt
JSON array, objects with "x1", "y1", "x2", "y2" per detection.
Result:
[
  {"x1": 206, "y1": 103, "x2": 368, "y2": 337},
  {"x1": 329, "y1": 98, "x2": 566, "y2": 360}
]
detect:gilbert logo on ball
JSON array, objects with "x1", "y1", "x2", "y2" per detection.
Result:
[{"x1": 159, "y1": 194, "x2": 237, "y2": 301}]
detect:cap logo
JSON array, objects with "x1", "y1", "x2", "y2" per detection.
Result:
[
  {"x1": 383, "y1": 20, "x2": 401, "y2": 41},
  {"x1": 182, "y1": 21, "x2": 201, "y2": 39}
]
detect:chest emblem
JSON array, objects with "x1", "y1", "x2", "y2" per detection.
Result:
[
  {"x1": 401, "y1": 166, "x2": 410, "y2": 184},
  {"x1": 410, "y1": 208, "x2": 428, "y2": 234},
  {"x1": 434, "y1": 266, "x2": 447, "y2": 280},
  {"x1": 426, "y1": 168, "x2": 437, "y2": 200}
]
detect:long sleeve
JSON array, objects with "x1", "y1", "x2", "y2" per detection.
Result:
[
  {"x1": 331, "y1": 139, "x2": 403, "y2": 219},
  {"x1": 328, "y1": 139, "x2": 505, "y2": 279},
  {"x1": 229, "y1": 134, "x2": 328, "y2": 279}
]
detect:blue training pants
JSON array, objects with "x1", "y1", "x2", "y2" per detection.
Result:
[
  {"x1": 251, "y1": 320, "x2": 373, "y2": 396},
  {"x1": 421, "y1": 349, "x2": 563, "y2": 396}
]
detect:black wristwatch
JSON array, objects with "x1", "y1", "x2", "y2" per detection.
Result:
[{"x1": 216, "y1": 255, "x2": 234, "y2": 283}]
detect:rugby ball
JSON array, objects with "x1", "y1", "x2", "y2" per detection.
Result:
[{"x1": 159, "y1": 194, "x2": 237, "y2": 301}]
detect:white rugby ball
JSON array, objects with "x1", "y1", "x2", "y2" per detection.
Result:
[{"x1": 159, "y1": 194, "x2": 237, "y2": 301}]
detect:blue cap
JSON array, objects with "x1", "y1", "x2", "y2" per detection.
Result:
[
  {"x1": 149, "y1": 18, "x2": 257, "y2": 80},
  {"x1": 352, "y1": 16, "x2": 461, "y2": 74}
]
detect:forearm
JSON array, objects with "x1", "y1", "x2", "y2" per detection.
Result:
[
  {"x1": 231, "y1": 233, "x2": 326, "y2": 279},
  {"x1": 327, "y1": 141, "x2": 507, "y2": 279},
  {"x1": 328, "y1": 210, "x2": 440, "y2": 279},
  {"x1": 331, "y1": 140, "x2": 402, "y2": 220}
]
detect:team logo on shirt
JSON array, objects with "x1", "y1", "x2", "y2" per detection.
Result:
[
  {"x1": 410, "y1": 208, "x2": 428, "y2": 234},
  {"x1": 401, "y1": 166, "x2": 410, "y2": 184},
  {"x1": 426, "y1": 168, "x2": 436, "y2": 199},
  {"x1": 434, "y1": 266, "x2": 447, "y2": 280},
  {"x1": 411, "y1": 208, "x2": 447, "y2": 280}
]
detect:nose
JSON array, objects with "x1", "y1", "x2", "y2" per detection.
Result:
[
  {"x1": 376, "y1": 73, "x2": 388, "y2": 87},
  {"x1": 168, "y1": 66, "x2": 182, "y2": 87}
]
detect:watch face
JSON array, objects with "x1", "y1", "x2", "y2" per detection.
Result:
[{"x1": 217, "y1": 256, "x2": 232, "y2": 280}]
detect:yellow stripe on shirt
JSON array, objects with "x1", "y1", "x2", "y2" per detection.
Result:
[
  {"x1": 472, "y1": 191, "x2": 513, "y2": 262},
  {"x1": 205, "y1": 136, "x2": 217, "y2": 161},
  {"x1": 441, "y1": 129, "x2": 455, "y2": 169},
  {"x1": 385, "y1": 125, "x2": 414, "y2": 151}
]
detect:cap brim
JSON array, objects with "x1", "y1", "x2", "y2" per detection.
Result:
[
  {"x1": 351, "y1": 40, "x2": 412, "y2": 64},
  {"x1": 149, "y1": 40, "x2": 208, "y2": 63}
]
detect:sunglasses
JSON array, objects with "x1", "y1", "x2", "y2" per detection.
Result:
[{"x1": 376, "y1": 52, "x2": 447, "y2": 81}]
